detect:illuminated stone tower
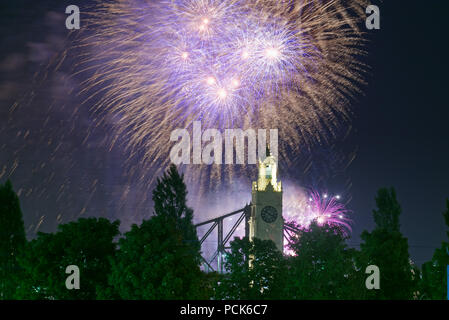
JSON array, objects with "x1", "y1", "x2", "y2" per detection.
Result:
[{"x1": 249, "y1": 146, "x2": 283, "y2": 252}]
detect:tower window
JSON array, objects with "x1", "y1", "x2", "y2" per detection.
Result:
[{"x1": 265, "y1": 165, "x2": 272, "y2": 179}]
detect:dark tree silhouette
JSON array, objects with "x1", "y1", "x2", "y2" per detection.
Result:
[
  {"x1": 0, "y1": 180, "x2": 26, "y2": 299},
  {"x1": 214, "y1": 237, "x2": 286, "y2": 300},
  {"x1": 106, "y1": 165, "x2": 209, "y2": 299},
  {"x1": 16, "y1": 218, "x2": 120, "y2": 299},
  {"x1": 152, "y1": 164, "x2": 200, "y2": 255},
  {"x1": 421, "y1": 199, "x2": 449, "y2": 300},
  {"x1": 373, "y1": 188, "x2": 401, "y2": 233},
  {"x1": 359, "y1": 187, "x2": 417, "y2": 299},
  {"x1": 286, "y1": 222, "x2": 363, "y2": 299}
]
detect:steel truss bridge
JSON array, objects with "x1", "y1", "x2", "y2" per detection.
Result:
[{"x1": 195, "y1": 204, "x2": 301, "y2": 273}]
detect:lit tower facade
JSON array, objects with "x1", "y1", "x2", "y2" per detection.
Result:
[{"x1": 249, "y1": 147, "x2": 283, "y2": 252}]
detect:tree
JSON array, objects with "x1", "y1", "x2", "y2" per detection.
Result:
[
  {"x1": 152, "y1": 164, "x2": 200, "y2": 255},
  {"x1": 0, "y1": 180, "x2": 26, "y2": 299},
  {"x1": 373, "y1": 188, "x2": 401, "y2": 233},
  {"x1": 359, "y1": 188, "x2": 416, "y2": 299},
  {"x1": 107, "y1": 165, "x2": 209, "y2": 299},
  {"x1": 214, "y1": 237, "x2": 287, "y2": 300},
  {"x1": 285, "y1": 222, "x2": 362, "y2": 299},
  {"x1": 421, "y1": 199, "x2": 449, "y2": 300},
  {"x1": 16, "y1": 218, "x2": 120, "y2": 299}
]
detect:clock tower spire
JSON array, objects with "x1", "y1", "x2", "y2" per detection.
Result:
[{"x1": 249, "y1": 145, "x2": 284, "y2": 252}]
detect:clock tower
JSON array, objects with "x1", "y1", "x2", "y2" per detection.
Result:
[{"x1": 248, "y1": 146, "x2": 284, "y2": 252}]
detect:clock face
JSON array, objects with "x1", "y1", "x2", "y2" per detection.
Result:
[{"x1": 261, "y1": 206, "x2": 278, "y2": 223}]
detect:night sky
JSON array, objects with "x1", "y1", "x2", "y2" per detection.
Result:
[
  {"x1": 0, "y1": 0, "x2": 448, "y2": 266},
  {"x1": 347, "y1": 1, "x2": 449, "y2": 265}
]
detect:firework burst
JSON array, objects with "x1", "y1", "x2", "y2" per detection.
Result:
[
  {"x1": 70, "y1": 0, "x2": 368, "y2": 192},
  {"x1": 283, "y1": 188, "x2": 351, "y2": 254},
  {"x1": 284, "y1": 189, "x2": 351, "y2": 231}
]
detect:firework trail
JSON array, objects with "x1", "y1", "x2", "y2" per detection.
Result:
[{"x1": 69, "y1": 0, "x2": 368, "y2": 192}]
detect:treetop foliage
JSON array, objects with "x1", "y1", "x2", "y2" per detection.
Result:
[
  {"x1": 0, "y1": 176, "x2": 446, "y2": 300},
  {"x1": 373, "y1": 187, "x2": 401, "y2": 233},
  {"x1": 0, "y1": 180, "x2": 26, "y2": 299}
]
